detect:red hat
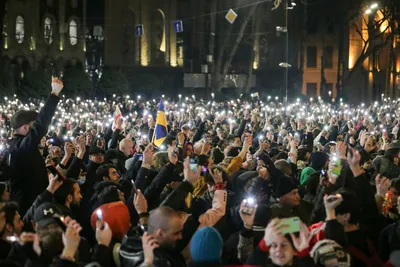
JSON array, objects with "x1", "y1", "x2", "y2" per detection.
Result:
[{"x1": 90, "y1": 201, "x2": 130, "y2": 241}]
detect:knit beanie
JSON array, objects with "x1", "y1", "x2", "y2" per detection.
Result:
[
  {"x1": 310, "y1": 152, "x2": 329, "y2": 170},
  {"x1": 310, "y1": 239, "x2": 351, "y2": 267},
  {"x1": 190, "y1": 227, "x2": 223, "y2": 263},
  {"x1": 274, "y1": 175, "x2": 298, "y2": 198},
  {"x1": 300, "y1": 166, "x2": 316, "y2": 186},
  {"x1": 90, "y1": 201, "x2": 130, "y2": 242}
]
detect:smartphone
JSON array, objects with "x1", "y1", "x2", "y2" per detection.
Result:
[
  {"x1": 55, "y1": 215, "x2": 67, "y2": 231},
  {"x1": 327, "y1": 196, "x2": 339, "y2": 203},
  {"x1": 190, "y1": 164, "x2": 198, "y2": 172},
  {"x1": 46, "y1": 165, "x2": 65, "y2": 181},
  {"x1": 241, "y1": 198, "x2": 256, "y2": 216},
  {"x1": 96, "y1": 209, "x2": 105, "y2": 230},
  {"x1": 279, "y1": 217, "x2": 301, "y2": 235},
  {"x1": 332, "y1": 159, "x2": 341, "y2": 176},
  {"x1": 137, "y1": 154, "x2": 143, "y2": 161},
  {"x1": 131, "y1": 180, "x2": 137, "y2": 193},
  {"x1": 137, "y1": 224, "x2": 148, "y2": 236}
]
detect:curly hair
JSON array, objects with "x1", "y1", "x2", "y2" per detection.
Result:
[{"x1": 152, "y1": 151, "x2": 169, "y2": 171}]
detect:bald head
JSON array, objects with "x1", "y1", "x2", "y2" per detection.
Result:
[
  {"x1": 147, "y1": 206, "x2": 183, "y2": 248},
  {"x1": 119, "y1": 138, "x2": 134, "y2": 157},
  {"x1": 147, "y1": 206, "x2": 180, "y2": 234}
]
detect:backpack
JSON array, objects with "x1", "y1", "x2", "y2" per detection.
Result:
[{"x1": 348, "y1": 239, "x2": 385, "y2": 267}]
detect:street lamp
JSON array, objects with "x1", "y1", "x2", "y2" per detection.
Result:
[
  {"x1": 276, "y1": 0, "x2": 295, "y2": 103},
  {"x1": 365, "y1": 2, "x2": 378, "y2": 14}
]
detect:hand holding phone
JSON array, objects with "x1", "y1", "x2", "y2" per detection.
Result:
[
  {"x1": 46, "y1": 165, "x2": 65, "y2": 181},
  {"x1": 279, "y1": 217, "x2": 301, "y2": 235},
  {"x1": 241, "y1": 198, "x2": 257, "y2": 216},
  {"x1": 331, "y1": 159, "x2": 342, "y2": 176},
  {"x1": 96, "y1": 209, "x2": 105, "y2": 230}
]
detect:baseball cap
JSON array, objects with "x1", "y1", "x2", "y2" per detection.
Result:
[
  {"x1": 33, "y1": 203, "x2": 65, "y2": 229},
  {"x1": 11, "y1": 110, "x2": 38, "y2": 129},
  {"x1": 89, "y1": 146, "x2": 105, "y2": 155}
]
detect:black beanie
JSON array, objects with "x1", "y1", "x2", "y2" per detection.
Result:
[{"x1": 275, "y1": 176, "x2": 298, "y2": 198}]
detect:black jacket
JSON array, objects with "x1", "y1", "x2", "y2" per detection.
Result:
[
  {"x1": 144, "y1": 162, "x2": 176, "y2": 210},
  {"x1": 8, "y1": 94, "x2": 60, "y2": 214},
  {"x1": 119, "y1": 228, "x2": 186, "y2": 267}
]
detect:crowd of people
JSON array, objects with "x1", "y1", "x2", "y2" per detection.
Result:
[{"x1": 1, "y1": 76, "x2": 400, "y2": 266}]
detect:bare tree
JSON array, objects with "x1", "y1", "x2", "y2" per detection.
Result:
[
  {"x1": 344, "y1": 0, "x2": 398, "y2": 82},
  {"x1": 211, "y1": 0, "x2": 260, "y2": 93}
]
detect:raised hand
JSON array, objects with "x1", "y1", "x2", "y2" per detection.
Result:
[
  {"x1": 177, "y1": 132, "x2": 185, "y2": 146},
  {"x1": 167, "y1": 141, "x2": 178, "y2": 165},
  {"x1": 183, "y1": 157, "x2": 201, "y2": 185},
  {"x1": 290, "y1": 223, "x2": 311, "y2": 252},
  {"x1": 239, "y1": 199, "x2": 257, "y2": 229},
  {"x1": 134, "y1": 189, "x2": 148, "y2": 214},
  {"x1": 47, "y1": 173, "x2": 63, "y2": 194},
  {"x1": 376, "y1": 174, "x2": 391, "y2": 197},
  {"x1": 51, "y1": 76, "x2": 64, "y2": 96},
  {"x1": 142, "y1": 144, "x2": 154, "y2": 168},
  {"x1": 96, "y1": 221, "x2": 112, "y2": 247},
  {"x1": 210, "y1": 168, "x2": 223, "y2": 184}
]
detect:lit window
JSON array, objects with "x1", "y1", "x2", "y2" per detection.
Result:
[
  {"x1": 15, "y1": 16, "x2": 24, "y2": 43},
  {"x1": 69, "y1": 20, "x2": 77, "y2": 45},
  {"x1": 44, "y1": 17, "x2": 53, "y2": 44}
]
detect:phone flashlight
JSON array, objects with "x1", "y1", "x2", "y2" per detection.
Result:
[
  {"x1": 245, "y1": 197, "x2": 255, "y2": 205},
  {"x1": 7, "y1": 236, "x2": 19, "y2": 242}
]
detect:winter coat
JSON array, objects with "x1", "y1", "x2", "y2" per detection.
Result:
[{"x1": 8, "y1": 94, "x2": 60, "y2": 215}]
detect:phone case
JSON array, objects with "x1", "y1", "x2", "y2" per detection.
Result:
[
  {"x1": 332, "y1": 159, "x2": 341, "y2": 176},
  {"x1": 280, "y1": 217, "x2": 301, "y2": 234}
]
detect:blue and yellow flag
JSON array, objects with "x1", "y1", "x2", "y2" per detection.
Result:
[{"x1": 152, "y1": 100, "x2": 168, "y2": 147}]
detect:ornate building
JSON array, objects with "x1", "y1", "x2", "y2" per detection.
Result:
[
  {"x1": 104, "y1": 0, "x2": 178, "y2": 68},
  {"x1": 1, "y1": 0, "x2": 86, "y2": 80}
]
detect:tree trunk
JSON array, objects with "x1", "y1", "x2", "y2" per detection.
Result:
[
  {"x1": 220, "y1": 4, "x2": 258, "y2": 86},
  {"x1": 244, "y1": 10, "x2": 260, "y2": 93},
  {"x1": 336, "y1": 12, "x2": 345, "y2": 97},
  {"x1": 298, "y1": 3, "x2": 307, "y2": 97},
  {"x1": 212, "y1": 2, "x2": 258, "y2": 92}
]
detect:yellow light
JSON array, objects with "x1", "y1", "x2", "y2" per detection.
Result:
[
  {"x1": 83, "y1": 42, "x2": 86, "y2": 52},
  {"x1": 140, "y1": 40, "x2": 149, "y2": 66},
  {"x1": 29, "y1": 37, "x2": 36, "y2": 51},
  {"x1": 60, "y1": 41, "x2": 64, "y2": 51},
  {"x1": 396, "y1": 58, "x2": 400, "y2": 73},
  {"x1": 170, "y1": 53, "x2": 177, "y2": 67},
  {"x1": 4, "y1": 38, "x2": 7, "y2": 49},
  {"x1": 253, "y1": 61, "x2": 259, "y2": 70}
]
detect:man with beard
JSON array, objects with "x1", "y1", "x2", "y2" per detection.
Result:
[{"x1": 53, "y1": 178, "x2": 83, "y2": 217}]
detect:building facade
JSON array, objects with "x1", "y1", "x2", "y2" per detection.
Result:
[
  {"x1": 104, "y1": 0, "x2": 178, "y2": 68},
  {"x1": 1, "y1": 0, "x2": 87, "y2": 79},
  {"x1": 301, "y1": 4, "x2": 400, "y2": 102}
]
